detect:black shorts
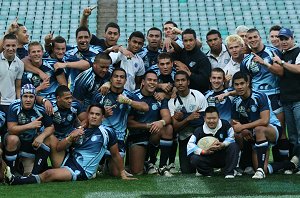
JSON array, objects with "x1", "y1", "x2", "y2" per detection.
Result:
[
  {"x1": 268, "y1": 94, "x2": 282, "y2": 114},
  {"x1": 62, "y1": 155, "x2": 88, "y2": 181},
  {"x1": 127, "y1": 132, "x2": 150, "y2": 147}
]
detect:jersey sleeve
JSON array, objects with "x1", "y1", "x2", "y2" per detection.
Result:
[
  {"x1": 7, "y1": 103, "x2": 19, "y2": 122},
  {"x1": 258, "y1": 92, "x2": 270, "y2": 112}
]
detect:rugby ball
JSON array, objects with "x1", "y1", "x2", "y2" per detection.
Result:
[{"x1": 197, "y1": 136, "x2": 219, "y2": 150}]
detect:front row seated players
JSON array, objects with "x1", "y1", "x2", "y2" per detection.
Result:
[
  {"x1": 187, "y1": 106, "x2": 239, "y2": 178},
  {"x1": 231, "y1": 72, "x2": 298, "y2": 179},
  {"x1": 127, "y1": 71, "x2": 173, "y2": 176},
  {"x1": 4, "y1": 84, "x2": 55, "y2": 176},
  {"x1": 4, "y1": 104, "x2": 136, "y2": 185}
]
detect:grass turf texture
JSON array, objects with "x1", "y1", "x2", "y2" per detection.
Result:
[{"x1": 1, "y1": 174, "x2": 300, "y2": 198}]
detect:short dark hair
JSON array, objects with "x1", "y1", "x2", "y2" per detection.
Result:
[
  {"x1": 211, "y1": 68, "x2": 225, "y2": 79},
  {"x1": 28, "y1": 41, "x2": 43, "y2": 52},
  {"x1": 76, "y1": 26, "x2": 91, "y2": 37},
  {"x1": 269, "y1": 25, "x2": 282, "y2": 33},
  {"x1": 55, "y1": 85, "x2": 71, "y2": 97},
  {"x1": 112, "y1": 67, "x2": 127, "y2": 79},
  {"x1": 94, "y1": 52, "x2": 112, "y2": 63},
  {"x1": 87, "y1": 103, "x2": 105, "y2": 115},
  {"x1": 143, "y1": 70, "x2": 157, "y2": 79},
  {"x1": 3, "y1": 33, "x2": 17, "y2": 41},
  {"x1": 52, "y1": 36, "x2": 66, "y2": 47},
  {"x1": 164, "y1": 21, "x2": 178, "y2": 28},
  {"x1": 247, "y1": 28, "x2": 260, "y2": 36},
  {"x1": 105, "y1": 22, "x2": 120, "y2": 33},
  {"x1": 147, "y1": 27, "x2": 162, "y2": 37},
  {"x1": 206, "y1": 29, "x2": 221, "y2": 39},
  {"x1": 129, "y1": 31, "x2": 145, "y2": 41},
  {"x1": 157, "y1": 52, "x2": 173, "y2": 62},
  {"x1": 205, "y1": 106, "x2": 219, "y2": 116},
  {"x1": 175, "y1": 71, "x2": 190, "y2": 81},
  {"x1": 182, "y1": 28, "x2": 197, "y2": 39},
  {"x1": 232, "y1": 71, "x2": 249, "y2": 84}
]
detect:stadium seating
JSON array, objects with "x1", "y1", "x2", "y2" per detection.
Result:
[
  {"x1": 117, "y1": 0, "x2": 300, "y2": 52},
  {"x1": 0, "y1": 0, "x2": 98, "y2": 45},
  {"x1": 0, "y1": 0, "x2": 299, "y2": 52}
]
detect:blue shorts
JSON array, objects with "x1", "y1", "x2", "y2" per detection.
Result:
[
  {"x1": 61, "y1": 155, "x2": 88, "y2": 181},
  {"x1": 268, "y1": 94, "x2": 283, "y2": 114}
]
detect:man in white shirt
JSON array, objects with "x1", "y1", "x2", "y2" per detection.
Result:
[
  {"x1": 206, "y1": 30, "x2": 231, "y2": 69},
  {"x1": 109, "y1": 31, "x2": 145, "y2": 91}
]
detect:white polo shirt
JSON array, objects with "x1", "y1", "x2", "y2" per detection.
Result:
[
  {"x1": 223, "y1": 57, "x2": 241, "y2": 87},
  {"x1": 0, "y1": 52, "x2": 24, "y2": 105},
  {"x1": 207, "y1": 44, "x2": 231, "y2": 69},
  {"x1": 109, "y1": 51, "x2": 145, "y2": 91},
  {"x1": 168, "y1": 89, "x2": 208, "y2": 116}
]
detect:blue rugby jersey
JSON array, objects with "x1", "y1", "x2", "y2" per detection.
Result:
[
  {"x1": 128, "y1": 89, "x2": 168, "y2": 135},
  {"x1": 0, "y1": 110, "x2": 5, "y2": 128},
  {"x1": 137, "y1": 47, "x2": 162, "y2": 71},
  {"x1": 7, "y1": 100, "x2": 53, "y2": 142},
  {"x1": 16, "y1": 44, "x2": 28, "y2": 59},
  {"x1": 52, "y1": 100, "x2": 85, "y2": 140},
  {"x1": 64, "y1": 45, "x2": 103, "y2": 91},
  {"x1": 73, "y1": 67, "x2": 111, "y2": 109},
  {"x1": 231, "y1": 90, "x2": 281, "y2": 127},
  {"x1": 65, "y1": 125, "x2": 117, "y2": 179},
  {"x1": 204, "y1": 88, "x2": 233, "y2": 121},
  {"x1": 22, "y1": 58, "x2": 63, "y2": 102},
  {"x1": 240, "y1": 46, "x2": 282, "y2": 96},
  {"x1": 92, "y1": 89, "x2": 140, "y2": 140}
]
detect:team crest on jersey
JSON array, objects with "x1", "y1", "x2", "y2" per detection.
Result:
[
  {"x1": 91, "y1": 135, "x2": 98, "y2": 142},
  {"x1": 134, "y1": 63, "x2": 138, "y2": 68},
  {"x1": 207, "y1": 97, "x2": 216, "y2": 106},
  {"x1": 189, "y1": 104, "x2": 196, "y2": 111},
  {"x1": 31, "y1": 75, "x2": 41, "y2": 87},
  {"x1": 18, "y1": 112, "x2": 29, "y2": 125},
  {"x1": 219, "y1": 134, "x2": 223, "y2": 139},
  {"x1": 67, "y1": 114, "x2": 73, "y2": 122},
  {"x1": 103, "y1": 99, "x2": 113, "y2": 107},
  {"x1": 53, "y1": 112, "x2": 62, "y2": 123},
  {"x1": 249, "y1": 61, "x2": 260, "y2": 73},
  {"x1": 250, "y1": 105, "x2": 257, "y2": 112},
  {"x1": 152, "y1": 103, "x2": 159, "y2": 110},
  {"x1": 31, "y1": 116, "x2": 37, "y2": 122},
  {"x1": 189, "y1": 61, "x2": 196, "y2": 67},
  {"x1": 224, "y1": 58, "x2": 230, "y2": 64}
]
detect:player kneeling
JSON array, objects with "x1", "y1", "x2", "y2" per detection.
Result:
[
  {"x1": 187, "y1": 106, "x2": 240, "y2": 178},
  {"x1": 4, "y1": 104, "x2": 136, "y2": 185},
  {"x1": 127, "y1": 71, "x2": 173, "y2": 176}
]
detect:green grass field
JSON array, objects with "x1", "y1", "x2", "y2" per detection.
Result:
[{"x1": 1, "y1": 173, "x2": 300, "y2": 198}]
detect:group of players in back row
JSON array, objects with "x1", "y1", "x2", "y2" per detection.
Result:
[{"x1": 0, "y1": 6, "x2": 300, "y2": 184}]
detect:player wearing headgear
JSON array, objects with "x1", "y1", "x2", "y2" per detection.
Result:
[
  {"x1": 4, "y1": 84, "x2": 54, "y2": 175},
  {"x1": 188, "y1": 106, "x2": 239, "y2": 178},
  {"x1": 127, "y1": 71, "x2": 173, "y2": 176},
  {"x1": 92, "y1": 68, "x2": 149, "y2": 176},
  {"x1": 4, "y1": 104, "x2": 136, "y2": 185}
]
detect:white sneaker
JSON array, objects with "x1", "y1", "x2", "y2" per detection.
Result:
[
  {"x1": 252, "y1": 168, "x2": 265, "y2": 179},
  {"x1": 225, "y1": 175, "x2": 235, "y2": 179},
  {"x1": 167, "y1": 163, "x2": 177, "y2": 174},
  {"x1": 195, "y1": 169, "x2": 202, "y2": 177},
  {"x1": 234, "y1": 169, "x2": 242, "y2": 176},
  {"x1": 290, "y1": 156, "x2": 299, "y2": 169},
  {"x1": 4, "y1": 166, "x2": 14, "y2": 184},
  {"x1": 158, "y1": 166, "x2": 173, "y2": 177},
  {"x1": 244, "y1": 166, "x2": 255, "y2": 175},
  {"x1": 147, "y1": 163, "x2": 158, "y2": 175}
]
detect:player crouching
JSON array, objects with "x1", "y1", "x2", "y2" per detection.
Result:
[{"x1": 187, "y1": 106, "x2": 240, "y2": 178}]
